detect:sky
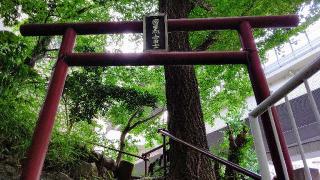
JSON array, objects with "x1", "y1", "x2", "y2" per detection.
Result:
[{"x1": 0, "y1": 19, "x2": 7, "y2": 30}]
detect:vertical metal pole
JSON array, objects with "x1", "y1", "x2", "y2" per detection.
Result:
[
  {"x1": 288, "y1": 40, "x2": 296, "y2": 58},
  {"x1": 304, "y1": 79, "x2": 320, "y2": 123},
  {"x1": 163, "y1": 135, "x2": 167, "y2": 179},
  {"x1": 285, "y1": 96, "x2": 312, "y2": 180},
  {"x1": 267, "y1": 108, "x2": 290, "y2": 180},
  {"x1": 249, "y1": 116, "x2": 272, "y2": 180},
  {"x1": 274, "y1": 48, "x2": 281, "y2": 67},
  {"x1": 144, "y1": 158, "x2": 148, "y2": 177},
  {"x1": 239, "y1": 21, "x2": 293, "y2": 179},
  {"x1": 21, "y1": 28, "x2": 76, "y2": 180},
  {"x1": 304, "y1": 31, "x2": 313, "y2": 49}
]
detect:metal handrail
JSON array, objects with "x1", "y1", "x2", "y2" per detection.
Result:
[
  {"x1": 91, "y1": 142, "x2": 171, "y2": 177},
  {"x1": 249, "y1": 53, "x2": 320, "y2": 180},
  {"x1": 250, "y1": 54, "x2": 320, "y2": 117},
  {"x1": 141, "y1": 143, "x2": 169, "y2": 177},
  {"x1": 86, "y1": 141, "x2": 146, "y2": 160},
  {"x1": 141, "y1": 143, "x2": 169, "y2": 157},
  {"x1": 158, "y1": 129, "x2": 261, "y2": 180}
]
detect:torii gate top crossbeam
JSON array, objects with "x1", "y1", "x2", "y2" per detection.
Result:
[{"x1": 20, "y1": 15, "x2": 298, "y2": 36}]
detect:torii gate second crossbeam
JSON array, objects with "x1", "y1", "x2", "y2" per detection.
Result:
[{"x1": 19, "y1": 15, "x2": 299, "y2": 180}]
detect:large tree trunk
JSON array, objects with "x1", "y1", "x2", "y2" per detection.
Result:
[{"x1": 159, "y1": 1, "x2": 215, "y2": 179}]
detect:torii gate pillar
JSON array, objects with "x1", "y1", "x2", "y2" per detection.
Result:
[{"x1": 239, "y1": 21, "x2": 293, "y2": 179}]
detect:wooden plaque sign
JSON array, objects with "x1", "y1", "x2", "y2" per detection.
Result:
[{"x1": 143, "y1": 14, "x2": 168, "y2": 51}]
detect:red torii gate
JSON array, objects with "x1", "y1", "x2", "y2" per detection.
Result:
[{"x1": 20, "y1": 15, "x2": 299, "y2": 179}]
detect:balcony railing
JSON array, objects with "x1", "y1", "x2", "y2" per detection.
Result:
[
  {"x1": 249, "y1": 54, "x2": 320, "y2": 179},
  {"x1": 264, "y1": 34, "x2": 320, "y2": 75}
]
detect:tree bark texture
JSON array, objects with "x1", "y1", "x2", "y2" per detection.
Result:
[
  {"x1": 116, "y1": 129, "x2": 128, "y2": 166},
  {"x1": 159, "y1": 0, "x2": 216, "y2": 179},
  {"x1": 225, "y1": 127, "x2": 248, "y2": 180}
]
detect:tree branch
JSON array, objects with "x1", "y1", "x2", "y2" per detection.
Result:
[
  {"x1": 25, "y1": 3, "x2": 98, "y2": 67},
  {"x1": 25, "y1": 36, "x2": 52, "y2": 66},
  {"x1": 193, "y1": 31, "x2": 217, "y2": 51},
  {"x1": 192, "y1": 1, "x2": 256, "y2": 52},
  {"x1": 128, "y1": 107, "x2": 166, "y2": 131},
  {"x1": 226, "y1": 123, "x2": 236, "y2": 148},
  {"x1": 192, "y1": 0, "x2": 213, "y2": 11},
  {"x1": 63, "y1": 5, "x2": 96, "y2": 19},
  {"x1": 240, "y1": 0, "x2": 257, "y2": 16},
  {"x1": 46, "y1": 48, "x2": 59, "y2": 51},
  {"x1": 126, "y1": 109, "x2": 141, "y2": 129}
]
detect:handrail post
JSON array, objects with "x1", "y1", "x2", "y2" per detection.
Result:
[
  {"x1": 249, "y1": 115, "x2": 271, "y2": 180},
  {"x1": 267, "y1": 108, "x2": 289, "y2": 180},
  {"x1": 239, "y1": 21, "x2": 293, "y2": 179},
  {"x1": 21, "y1": 28, "x2": 76, "y2": 180},
  {"x1": 304, "y1": 79, "x2": 320, "y2": 124},
  {"x1": 285, "y1": 96, "x2": 312, "y2": 180},
  {"x1": 144, "y1": 158, "x2": 148, "y2": 177},
  {"x1": 163, "y1": 134, "x2": 167, "y2": 179}
]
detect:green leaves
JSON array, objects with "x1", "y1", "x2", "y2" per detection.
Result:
[
  {"x1": 0, "y1": 31, "x2": 45, "y2": 158},
  {"x1": 189, "y1": 0, "x2": 320, "y2": 125},
  {"x1": 0, "y1": 0, "x2": 20, "y2": 25},
  {"x1": 64, "y1": 67, "x2": 159, "y2": 125}
]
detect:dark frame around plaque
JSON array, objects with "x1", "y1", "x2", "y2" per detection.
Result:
[{"x1": 143, "y1": 14, "x2": 168, "y2": 51}]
